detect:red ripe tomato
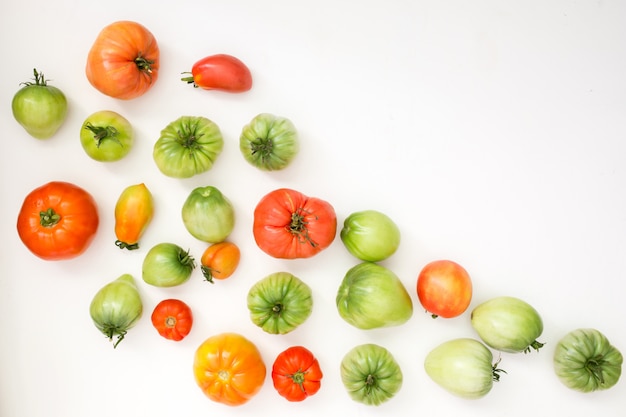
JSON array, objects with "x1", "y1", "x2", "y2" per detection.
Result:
[
  {"x1": 182, "y1": 54, "x2": 252, "y2": 93},
  {"x1": 16, "y1": 181, "x2": 99, "y2": 260},
  {"x1": 416, "y1": 259, "x2": 473, "y2": 318},
  {"x1": 151, "y1": 299, "x2": 193, "y2": 341},
  {"x1": 85, "y1": 20, "x2": 160, "y2": 100},
  {"x1": 272, "y1": 346, "x2": 323, "y2": 402},
  {"x1": 253, "y1": 188, "x2": 337, "y2": 259}
]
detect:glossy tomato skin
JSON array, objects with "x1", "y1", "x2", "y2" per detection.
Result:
[
  {"x1": 183, "y1": 54, "x2": 252, "y2": 92},
  {"x1": 151, "y1": 299, "x2": 193, "y2": 341},
  {"x1": 153, "y1": 116, "x2": 224, "y2": 178},
  {"x1": 114, "y1": 183, "x2": 154, "y2": 250},
  {"x1": 193, "y1": 332, "x2": 266, "y2": 406},
  {"x1": 142, "y1": 243, "x2": 196, "y2": 287},
  {"x1": 340, "y1": 343, "x2": 403, "y2": 406},
  {"x1": 417, "y1": 259, "x2": 473, "y2": 319},
  {"x1": 424, "y1": 338, "x2": 503, "y2": 399},
  {"x1": 17, "y1": 181, "x2": 99, "y2": 260},
  {"x1": 12, "y1": 69, "x2": 68, "y2": 139},
  {"x1": 182, "y1": 186, "x2": 234, "y2": 243},
  {"x1": 86, "y1": 20, "x2": 160, "y2": 100},
  {"x1": 553, "y1": 328, "x2": 623, "y2": 393},
  {"x1": 247, "y1": 272, "x2": 313, "y2": 335},
  {"x1": 253, "y1": 188, "x2": 337, "y2": 259},
  {"x1": 80, "y1": 110, "x2": 134, "y2": 162},
  {"x1": 272, "y1": 346, "x2": 323, "y2": 402},
  {"x1": 200, "y1": 241, "x2": 241, "y2": 282}
]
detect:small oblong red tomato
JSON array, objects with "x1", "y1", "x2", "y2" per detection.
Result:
[
  {"x1": 200, "y1": 241, "x2": 241, "y2": 283},
  {"x1": 114, "y1": 183, "x2": 154, "y2": 250},
  {"x1": 416, "y1": 259, "x2": 472, "y2": 319},
  {"x1": 151, "y1": 299, "x2": 193, "y2": 341},
  {"x1": 181, "y1": 54, "x2": 252, "y2": 93},
  {"x1": 17, "y1": 181, "x2": 99, "y2": 260},
  {"x1": 272, "y1": 346, "x2": 323, "y2": 402}
]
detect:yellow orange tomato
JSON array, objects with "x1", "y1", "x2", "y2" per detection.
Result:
[
  {"x1": 114, "y1": 183, "x2": 154, "y2": 250},
  {"x1": 200, "y1": 241, "x2": 240, "y2": 282},
  {"x1": 193, "y1": 332, "x2": 266, "y2": 406}
]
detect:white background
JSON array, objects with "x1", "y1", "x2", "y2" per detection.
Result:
[{"x1": 1, "y1": 1, "x2": 625, "y2": 416}]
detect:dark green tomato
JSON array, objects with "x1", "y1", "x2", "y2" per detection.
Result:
[
  {"x1": 239, "y1": 113, "x2": 298, "y2": 171},
  {"x1": 12, "y1": 69, "x2": 68, "y2": 139},
  {"x1": 181, "y1": 186, "x2": 235, "y2": 243},
  {"x1": 142, "y1": 242, "x2": 196, "y2": 287},
  {"x1": 247, "y1": 272, "x2": 313, "y2": 335},
  {"x1": 554, "y1": 328, "x2": 623, "y2": 393},
  {"x1": 340, "y1": 343, "x2": 403, "y2": 406},
  {"x1": 80, "y1": 110, "x2": 133, "y2": 162},
  {"x1": 424, "y1": 338, "x2": 504, "y2": 399},
  {"x1": 471, "y1": 296, "x2": 545, "y2": 353},
  {"x1": 336, "y1": 262, "x2": 413, "y2": 330},
  {"x1": 89, "y1": 274, "x2": 143, "y2": 348},
  {"x1": 153, "y1": 116, "x2": 223, "y2": 178}
]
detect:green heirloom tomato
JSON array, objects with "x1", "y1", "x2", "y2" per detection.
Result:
[
  {"x1": 340, "y1": 210, "x2": 400, "y2": 262},
  {"x1": 153, "y1": 116, "x2": 223, "y2": 178},
  {"x1": 340, "y1": 343, "x2": 403, "y2": 406},
  {"x1": 424, "y1": 338, "x2": 505, "y2": 399},
  {"x1": 80, "y1": 110, "x2": 133, "y2": 162},
  {"x1": 336, "y1": 262, "x2": 413, "y2": 330},
  {"x1": 89, "y1": 274, "x2": 143, "y2": 348},
  {"x1": 12, "y1": 69, "x2": 68, "y2": 139},
  {"x1": 182, "y1": 186, "x2": 235, "y2": 243},
  {"x1": 142, "y1": 242, "x2": 196, "y2": 287},
  {"x1": 239, "y1": 113, "x2": 298, "y2": 171},
  {"x1": 247, "y1": 272, "x2": 313, "y2": 335},
  {"x1": 554, "y1": 328, "x2": 623, "y2": 393},
  {"x1": 471, "y1": 296, "x2": 545, "y2": 353}
]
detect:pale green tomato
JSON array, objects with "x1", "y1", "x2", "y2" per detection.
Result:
[
  {"x1": 340, "y1": 343, "x2": 403, "y2": 406},
  {"x1": 424, "y1": 338, "x2": 504, "y2": 399},
  {"x1": 471, "y1": 296, "x2": 545, "y2": 353},
  {"x1": 554, "y1": 328, "x2": 623, "y2": 393},
  {"x1": 340, "y1": 210, "x2": 400, "y2": 262},
  {"x1": 80, "y1": 110, "x2": 133, "y2": 162},
  {"x1": 239, "y1": 113, "x2": 298, "y2": 171},
  {"x1": 182, "y1": 186, "x2": 235, "y2": 243},
  {"x1": 336, "y1": 262, "x2": 413, "y2": 330},
  {"x1": 142, "y1": 243, "x2": 196, "y2": 287},
  {"x1": 89, "y1": 274, "x2": 143, "y2": 348}
]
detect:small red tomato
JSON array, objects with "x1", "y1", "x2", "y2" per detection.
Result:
[
  {"x1": 416, "y1": 259, "x2": 473, "y2": 319},
  {"x1": 151, "y1": 299, "x2": 193, "y2": 341},
  {"x1": 272, "y1": 346, "x2": 323, "y2": 402},
  {"x1": 181, "y1": 54, "x2": 252, "y2": 93},
  {"x1": 200, "y1": 241, "x2": 241, "y2": 283}
]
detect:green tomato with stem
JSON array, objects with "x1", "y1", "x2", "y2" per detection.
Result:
[
  {"x1": 80, "y1": 110, "x2": 133, "y2": 161},
  {"x1": 239, "y1": 113, "x2": 298, "y2": 171}
]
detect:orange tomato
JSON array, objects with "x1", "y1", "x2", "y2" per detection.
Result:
[
  {"x1": 193, "y1": 332, "x2": 266, "y2": 406},
  {"x1": 114, "y1": 183, "x2": 154, "y2": 250},
  {"x1": 16, "y1": 181, "x2": 99, "y2": 260},
  {"x1": 85, "y1": 20, "x2": 160, "y2": 100},
  {"x1": 200, "y1": 241, "x2": 240, "y2": 282},
  {"x1": 416, "y1": 259, "x2": 473, "y2": 319}
]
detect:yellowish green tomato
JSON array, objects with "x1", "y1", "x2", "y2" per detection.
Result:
[
  {"x1": 80, "y1": 110, "x2": 134, "y2": 161},
  {"x1": 340, "y1": 210, "x2": 400, "y2": 262}
]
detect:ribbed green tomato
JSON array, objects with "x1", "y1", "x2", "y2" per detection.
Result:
[
  {"x1": 239, "y1": 113, "x2": 298, "y2": 171},
  {"x1": 89, "y1": 274, "x2": 143, "y2": 348},
  {"x1": 247, "y1": 272, "x2": 313, "y2": 335},
  {"x1": 340, "y1": 210, "x2": 400, "y2": 262},
  {"x1": 336, "y1": 262, "x2": 413, "y2": 330},
  {"x1": 471, "y1": 296, "x2": 545, "y2": 353},
  {"x1": 153, "y1": 116, "x2": 223, "y2": 178},
  {"x1": 424, "y1": 338, "x2": 505, "y2": 399},
  {"x1": 182, "y1": 186, "x2": 235, "y2": 243},
  {"x1": 340, "y1": 343, "x2": 403, "y2": 406},
  {"x1": 554, "y1": 328, "x2": 623, "y2": 393},
  {"x1": 142, "y1": 242, "x2": 196, "y2": 287}
]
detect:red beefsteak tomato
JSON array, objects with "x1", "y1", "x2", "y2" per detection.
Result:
[
  {"x1": 252, "y1": 188, "x2": 337, "y2": 259},
  {"x1": 272, "y1": 346, "x2": 323, "y2": 402},
  {"x1": 85, "y1": 20, "x2": 160, "y2": 100},
  {"x1": 17, "y1": 181, "x2": 99, "y2": 260},
  {"x1": 151, "y1": 299, "x2": 193, "y2": 341}
]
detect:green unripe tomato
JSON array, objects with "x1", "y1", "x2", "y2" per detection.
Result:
[
  {"x1": 340, "y1": 210, "x2": 401, "y2": 262},
  {"x1": 80, "y1": 110, "x2": 134, "y2": 162}
]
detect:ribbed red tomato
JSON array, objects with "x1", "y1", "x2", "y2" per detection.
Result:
[
  {"x1": 150, "y1": 299, "x2": 193, "y2": 341},
  {"x1": 272, "y1": 346, "x2": 323, "y2": 402}
]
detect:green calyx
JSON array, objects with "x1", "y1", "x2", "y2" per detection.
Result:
[
  {"x1": 40, "y1": 208, "x2": 61, "y2": 227},
  {"x1": 84, "y1": 123, "x2": 121, "y2": 148}
]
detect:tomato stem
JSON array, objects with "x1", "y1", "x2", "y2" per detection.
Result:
[
  {"x1": 21, "y1": 68, "x2": 48, "y2": 87},
  {"x1": 523, "y1": 340, "x2": 546, "y2": 354},
  {"x1": 115, "y1": 240, "x2": 139, "y2": 251},
  {"x1": 134, "y1": 53, "x2": 155, "y2": 79},
  {"x1": 200, "y1": 265, "x2": 217, "y2": 284},
  {"x1": 39, "y1": 208, "x2": 61, "y2": 227},
  {"x1": 249, "y1": 137, "x2": 274, "y2": 164},
  {"x1": 84, "y1": 123, "x2": 122, "y2": 148},
  {"x1": 491, "y1": 357, "x2": 507, "y2": 382},
  {"x1": 180, "y1": 72, "x2": 198, "y2": 86},
  {"x1": 289, "y1": 208, "x2": 318, "y2": 248},
  {"x1": 586, "y1": 355, "x2": 608, "y2": 385},
  {"x1": 178, "y1": 248, "x2": 197, "y2": 269},
  {"x1": 287, "y1": 370, "x2": 307, "y2": 391}
]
